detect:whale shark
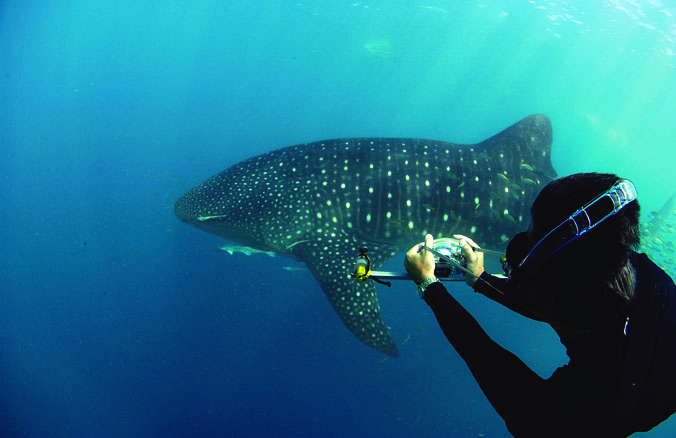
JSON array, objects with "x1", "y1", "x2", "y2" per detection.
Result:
[{"x1": 174, "y1": 114, "x2": 556, "y2": 356}]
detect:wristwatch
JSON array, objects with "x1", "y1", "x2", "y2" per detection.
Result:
[{"x1": 417, "y1": 277, "x2": 439, "y2": 299}]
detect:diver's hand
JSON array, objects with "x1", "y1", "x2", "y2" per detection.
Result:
[
  {"x1": 404, "y1": 234, "x2": 436, "y2": 285},
  {"x1": 453, "y1": 234, "x2": 485, "y2": 287}
]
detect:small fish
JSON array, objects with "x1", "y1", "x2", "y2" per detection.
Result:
[
  {"x1": 504, "y1": 213, "x2": 517, "y2": 224},
  {"x1": 401, "y1": 332, "x2": 412, "y2": 345},
  {"x1": 286, "y1": 240, "x2": 310, "y2": 249},
  {"x1": 218, "y1": 245, "x2": 276, "y2": 257},
  {"x1": 198, "y1": 214, "x2": 228, "y2": 221},
  {"x1": 389, "y1": 219, "x2": 407, "y2": 229},
  {"x1": 521, "y1": 177, "x2": 537, "y2": 185},
  {"x1": 520, "y1": 163, "x2": 535, "y2": 171},
  {"x1": 282, "y1": 266, "x2": 309, "y2": 272},
  {"x1": 497, "y1": 173, "x2": 509, "y2": 182}
]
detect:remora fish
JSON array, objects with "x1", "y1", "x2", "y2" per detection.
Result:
[
  {"x1": 218, "y1": 244, "x2": 276, "y2": 257},
  {"x1": 174, "y1": 114, "x2": 556, "y2": 356}
]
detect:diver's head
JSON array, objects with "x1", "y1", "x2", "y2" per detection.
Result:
[{"x1": 506, "y1": 173, "x2": 641, "y2": 327}]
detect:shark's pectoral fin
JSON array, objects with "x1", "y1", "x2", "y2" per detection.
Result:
[{"x1": 294, "y1": 232, "x2": 400, "y2": 357}]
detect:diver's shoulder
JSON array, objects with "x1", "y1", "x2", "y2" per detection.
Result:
[{"x1": 631, "y1": 251, "x2": 675, "y2": 286}]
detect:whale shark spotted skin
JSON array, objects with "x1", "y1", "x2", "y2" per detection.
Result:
[{"x1": 174, "y1": 114, "x2": 556, "y2": 356}]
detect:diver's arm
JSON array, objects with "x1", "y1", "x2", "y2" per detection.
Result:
[
  {"x1": 454, "y1": 235, "x2": 547, "y2": 322},
  {"x1": 423, "y1": 281, "x2": 552, "y2": 436},
  {"x1": 406, "y1": 235, "x2": 564, "y2": 435},
  {"x1": 472, "y1": 273, "x2": 549, "y2": 323}
]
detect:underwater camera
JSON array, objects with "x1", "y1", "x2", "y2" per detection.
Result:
[
  {"x1": 353, "y1": 237, "x2": 474, "y2": 286},
  {"x1": 430, "y1": 238, "x2": 467, "y2": 281}
]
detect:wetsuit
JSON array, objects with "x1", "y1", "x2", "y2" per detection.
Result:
[{"x1": 423, "y1": 251, "x2": 676, "y2": 437}]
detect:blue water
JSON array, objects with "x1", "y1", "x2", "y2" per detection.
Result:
[{"x1": 2, "y1": 1, "x2": 676, "y2": 437}]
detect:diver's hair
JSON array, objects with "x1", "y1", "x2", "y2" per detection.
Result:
[
  {"x1": 610, "y1": 262, "x2": 636, "y2": 302},
  {"x1": 529, "y1": 173, "x2": 640, "y2": 321}
]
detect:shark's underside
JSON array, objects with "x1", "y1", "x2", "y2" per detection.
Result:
[{"x1": 174, "y1": 114, "x2": 556, "y2": 356}]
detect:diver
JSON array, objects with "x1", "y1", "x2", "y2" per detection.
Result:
[{"x1": 404, "y1": 173, "x2": 676, "y2": 437}]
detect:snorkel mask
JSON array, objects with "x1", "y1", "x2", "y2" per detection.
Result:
[{"x1": 505, "y1": 179, "x2": 638, "y2": 284}]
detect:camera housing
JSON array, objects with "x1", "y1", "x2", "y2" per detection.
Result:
[{"x1": 432, "y1": 239, "x2": 467, "y2": 281}]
